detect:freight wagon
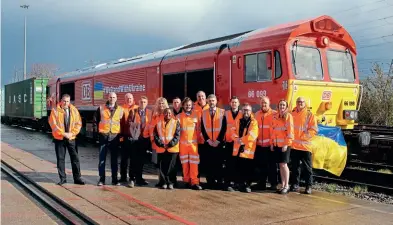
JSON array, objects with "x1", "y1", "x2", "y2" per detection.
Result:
[
  {"x1": 46, "y1": 15, "x2": 368, "y2": 146},
  {"x1": 1, "y1": 78, "x2": 49, "y2": 131}
]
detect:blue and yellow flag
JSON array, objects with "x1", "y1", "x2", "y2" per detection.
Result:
[{"x1": 305, "y1": 124, "x2": 347, "y2": 177}]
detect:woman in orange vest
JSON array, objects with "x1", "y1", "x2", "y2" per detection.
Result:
[
  {"x1": 177, "y1": 97, "x2": 203, "y2": 190},
  {"x1": 143, "y1": 97, "x2": 168, "y2": 165},
  {"x1": 153, "y1": 108, "x2": 181, "y2": 189},
  {"x1": 270, "y1": 99, "x2": 294, "y2": 194}
]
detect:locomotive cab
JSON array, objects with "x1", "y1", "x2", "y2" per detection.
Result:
[{"x1": 281, "y1": 16, "x2": 361, "y2": 130}]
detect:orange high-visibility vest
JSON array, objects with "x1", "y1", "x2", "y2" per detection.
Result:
[
  {"x1": 270, "y1": 112, "x2": 294, "y2": 147},
  {"x1": 155, "y1": 118, "x2": 180, "y2": 153},
  {"x1": 255, "y1": 109, "x2": 276, "y2": 147},
  {"x1": 291, "y1": 108, "x2": 318, "y2": 151},
  {"x1": 98, "y1": 105, "x2": 124, "y2": 134},
  {"x1": 194, "y1": 102, "x2": 209, "y2": 114},
  {"x1": 201, "y1": 107, "x2": 225, "y2": 141},
  {"x1": 49, "y1": 104, "x2": 82, "y2": 140},
  {"x1": 225, "y1": 109, "x2": 243, "y2": 142},
  {"x1": 231, "y1": 117, "x2": 259, "y2": 159},
  {"x1": 177, "y1": 111, "x2": 200, "y2": 148}
]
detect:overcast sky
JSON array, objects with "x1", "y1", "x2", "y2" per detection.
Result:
[{"x1": 1, "y1": 0, "x2": 393, "y2": 86}]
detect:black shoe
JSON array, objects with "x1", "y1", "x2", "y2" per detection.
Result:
[
  {"x1": 74, "y1": 179, "x2": 85, "y2": 185},
  {"x1": 304, "y1": 186, "x2": 312, "y2": 194},
  {"x1": 57, "y1": 180, "x2": 66, "y2": 185},
  {"x1": 290, "y1": 185, "x2": 299, "y2": 192},
  {"x1": 191, "y1": 184, "x2": 203, "y2": 190},
  {"x1": 136, "y1": 179, "x2": 149, "y2": 186},
  {"x1": 280, "y1": 187, "x2": 289, "y2": 194},
  {"x1": 111, "y1": 179, "x2": 121, "y2": 186},
  {"x1": 243, "y1": 186, "x2": 251, "y2": 193},
  {"x1": 127, "y1": 180, "x2": 135, "y2": 188},
  {"x1": 226, "y1": 186, "x2": 235, "y2": 192}
]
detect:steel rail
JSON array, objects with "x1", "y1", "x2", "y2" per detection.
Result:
[{"x1": 1, "y1": 160, "x2": 99, "y2": 225}]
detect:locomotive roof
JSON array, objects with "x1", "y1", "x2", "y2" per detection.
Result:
[{"x1": 51, "y1": 15, "x2": 352, "y2": 83}]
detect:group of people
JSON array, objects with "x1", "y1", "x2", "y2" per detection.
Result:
[{"x1": 49, "y1": 90, "x2": 318, "y2": 195}]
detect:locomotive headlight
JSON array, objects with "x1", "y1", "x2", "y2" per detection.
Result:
[{"x1": 344, "y1": 110, "x2": 358, "y2": 120}]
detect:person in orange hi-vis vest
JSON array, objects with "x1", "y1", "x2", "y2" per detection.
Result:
[
  {"x1": 176, "y1": 97, "x2": 203, "y2": 190},
  {"x1": 290, "y1": 97, "x2": 318, "y2": 195},
  {"x1": 143, "y1": 97, "x2": 168, "y2": 163},
  {"x1": 270, "y1": 99, "x2": 294, "y2": 194},
  {"x1": 223, "y1": 96, "x2": 242, "y2": 188},
  {"x1": 48, "y1": 94, "x2": 84, "y2": 186},
  {"x1": 253, "y1": 96, "x2": 278, "y2": 191},
  {"x1": 193, "y1": 91, "x2": 210, "y2": 177},
  {"x1": 225, "y1": 103, "x2": 258, "y2": 193},
  {"x1": 94, "y1": 92, "x2": 124, "y2": 186},
  {"x1": 200, "y1": 94, "x2": 227, "y2": 190},
  {"x1": 153, "y1": 108, "x2": 181, "y2": 190},
  {"x1": 119, "y1": 93, "x2": 139, "y2": 183},
  {"x1": 120, "y1": 95, "x2": 151, "y2": 188}
]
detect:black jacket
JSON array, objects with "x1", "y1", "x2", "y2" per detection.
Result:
[{"x1": 153, "y1": 119, "x2": 181, "y2": 150}]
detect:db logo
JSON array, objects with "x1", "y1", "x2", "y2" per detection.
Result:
[{"x1": 322, "y1": 91, "x2": 332, "y2": 100}]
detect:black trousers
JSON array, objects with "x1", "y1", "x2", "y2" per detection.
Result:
[
  {"x1": 254, "y1": 146, "x2": 278, "y2": 186},
  {"x1": 54, "y1": 139, "x2": 81, "y2": 181},
  {"x1": 204, "y1": 143, "x2": 225, "y2": 184},
  {"x1": 98, "y1": 135, "x2": 119, "y2": 183},
  {"x1": 157, "y1": 151, "x2": 178, "y2": 185},
  {"x1": 225, "y1": 156, "x2": 253, "y2": 186},
  {"x1": 290, "y1": 149, "x2": 313, "y2": 186},
  {"x1": 120, "y1": 138, "x2": 146, "y2": 181}
]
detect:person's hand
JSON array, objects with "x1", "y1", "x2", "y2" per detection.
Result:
[
  {"x1": 282, "y1": 145, "x2": 288, "y2": 152},
  {"x1": 63, "y1": 132, "x2": 72, "y2": 139},
  {"x1": 270, "y1": 145, "x2": 274, "y2": 152},
  {"x1": 213, "y1": 140, "x2": 220, "y2": 147}
]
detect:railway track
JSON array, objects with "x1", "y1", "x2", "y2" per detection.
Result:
[
  {"x1": 313, "y1": 165, "x2": 393, "y2": 195},
  {"x1": 313, "y1": 175, "x2": 393, "y2": 195},
  {"x1": 1, "y1": 160, "x2": 99, "y2": 225},
  {"x1": 348, "y1": 160, "x2": 393, "y2": 171}
]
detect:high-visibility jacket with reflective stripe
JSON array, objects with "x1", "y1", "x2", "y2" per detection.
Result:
[
  {"x1": 98, "y1": 105, "x2": 124, "y2": 134},
  {"x1": 291, "y1": 108, "x2": 318, "y2": 151},
  {"x1": 225, "y1": 109, "x2": 243, "y2": 142},
  {"x1": 193, "y1": 102, "x2": 209, "y2": 115},
  {"x1": 201, "y1": 107, "x2": 225, "y2": 142},
  {"x1": 231, "y1": 117, "x2": 259, "y2": 159},
  {"x1": 270, "y1": 112, "x2": 294, "y2": 147},
  {"x1": 176, "y1": 111, "x2": 200, "y2": 148},
  {"x1": 255, "y1": 109, "x2": 276, "y2": 147},
  {"x1": 49, "y1": 104, "x2": 82, "y2": 140},
  {"x1": 155, "y1": 118, "x2": 180, "y2": 153}
]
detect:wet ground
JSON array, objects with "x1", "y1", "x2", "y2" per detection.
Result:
[{"x1": 1, "y1": 124, "x2": 393, "y2": 225}]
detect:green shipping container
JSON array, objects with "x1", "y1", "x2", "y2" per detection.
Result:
[{"x1": 4, "y1": 78, "x2": 49, "y2": 120}]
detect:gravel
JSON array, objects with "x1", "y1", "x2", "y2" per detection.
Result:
[{"x1": 312, "y1": 182, "x2": 393, "y2": 205}]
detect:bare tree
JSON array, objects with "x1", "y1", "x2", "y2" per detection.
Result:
[
  {"x1": 359, "y1": 62, "x2": 393, "y2": 126},
  {"x1": 28, "y1": 63, "x2": 59, "y2": 78}
]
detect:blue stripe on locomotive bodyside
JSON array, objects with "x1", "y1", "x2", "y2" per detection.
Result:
[{"x1": 59, "y1": 30, "x2": 257, "y2": 82}]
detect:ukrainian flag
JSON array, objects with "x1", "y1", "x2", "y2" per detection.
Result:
[
  {"x1": 94, "y1": 82, "x2": 104, "y2": 100},
  {"x1": 305, "y1": 124, "x2": 347, "y2": 177}
]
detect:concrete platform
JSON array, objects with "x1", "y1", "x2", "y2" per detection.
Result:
[
  {"x1": 1, "y1": 173, "x2": 57, "y2": 225},
  {"x1": 1, "y1": 140, "x2": 393, "y2": 225}
]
